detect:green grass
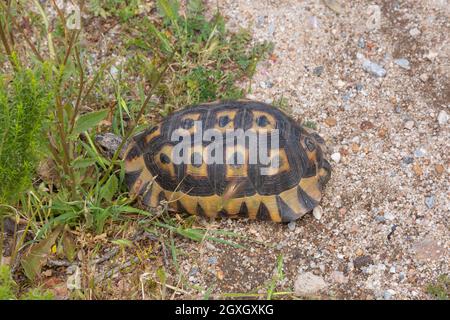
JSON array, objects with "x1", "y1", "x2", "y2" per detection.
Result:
[{"x1": 426, "y1": 274, "x2": 449, "y2": 300}]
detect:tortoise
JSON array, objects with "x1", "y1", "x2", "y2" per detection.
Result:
[{"x1": 101, "y1": 100, "x2": 331, "y2": 222}]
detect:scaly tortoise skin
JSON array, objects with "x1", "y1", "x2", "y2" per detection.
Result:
[{"x1": 124, "y1": 100, "x2": 331, "y2": 222}]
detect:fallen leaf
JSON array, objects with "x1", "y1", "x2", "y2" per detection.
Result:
[{"x1": 21, "y1": 226, "x2": 63, "y2": 281}]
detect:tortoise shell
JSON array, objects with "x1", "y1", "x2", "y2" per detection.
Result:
[{"x1": 124, "y1": 100, "x2": 331, "y2": 222}]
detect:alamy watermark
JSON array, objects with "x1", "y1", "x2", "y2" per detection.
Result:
[{"x1": 170, "y1": 121, "x2": 280, "y2": 175}]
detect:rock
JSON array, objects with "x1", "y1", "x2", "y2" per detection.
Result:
[
  {"x1": 287, "y1": 221, "x2": 296, "y2": 231},
  {"x1": 424, "y1": 196, "x2": 435, "y2": 209},
  {"x1": 353, "y1": 255, "x2": 373, "y2": 269},
  {"x1": 355, "y1": 248, "x2": 364, "y2": 256},
  {"x1": 313, "y1": 206, "x2": 323, "y2": 220},
  {"x1": 434, "y1": 164, "x2": 444, "y2": 175},
  {"x1": 207, "y1": 256, "x2": 218, "y2": 265},
  {"x1": 424, "y1": 50, "x2": 438, "y2": 61},
  {"x1": 409, "y1": 27, "x2": 421, "y2": 37},
  {"x1": 402, "y1": 156, "x2": 414, "y2": 164},
  {"x1": 357, "y1": 37, "x2": 365, "y2": 48},
  {"x1": 394, "y1": 58, "x2": 411, "y2": 70},
  {"x1": 256, "y1": 15, "x2": 266, "y2": 28},
  {"x1": 325, "y1": 117, "x2": 337, "y2": 127},
  {"x1": 313, "y1": 66, "x2": 324, "y2": 76},
  {"x1": 360, "y1": 120, "x2": 374, "y2": 130},
  {"x1": 414, "y1": 148, "x2": 426, "y2": 157},
  {"x1": 259, "y1": 80, "x2": 273, "y2": 89},
  {"x1": 294, "y1": 272, "x2": 328, "y2": 296},
  {"x1": 66, "y1": 266, "x2": 81, "y2": 290},
  {"x1": 383, "y1": 289, "x2": 396, "y2": 300},
  {"x1": 331, "y1": 152, "x2": 341, "y2": 163},
  {"x1": 404, "y1": 120, "x2": 415, "y2": 130},
  {"x1": 389, "y1": 266, "x2": 396, "y2": 274},
  {"x1": 412, "y1": 238, "x2": 444, "y2": 263},
  {"x1": 419, "y1": 73, "x2": 429, "y2": 82},
  {"x1": 384, "y1": 212, "x2": 395, "y2": 221},
  {"x1": 331, "y1": 271, "x2": 348, "y2": 284},
  {"x1": 361, "y1": 58, "x2": 386, "y2": 77},
  {"x1": 355, "y1": 83, "x2": 363, "y2": 91},
  {"x1": 375, "y1": 215, "x2": 386, "y2": 223},
  {"x1": 437, "y1": 110, "x2": 448, "y2": 125}
]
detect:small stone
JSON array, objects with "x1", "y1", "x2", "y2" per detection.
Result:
[
  {"x1": 412, "y1": 238, "x2": 444, "y2": 262},
  {"x1": 325, "y1": 117, "x2": 337, "y2": 127},
  {"x1": 189, "y1": 266, "x2": 199, "y2": 277},
  {"x1": 313, "y1": 206, "x2": 323, "y2": 220},
  {"x1": 383, "y1": 289, "x2": 396, "y2": 300},
  {"x1": 412, "y1": 164, "x2": 423, "y2": 176},
  {"x1": 384, "y1": 212, "x2": 395, "y2": 220},
  {"x1": 424, "y1": 50, "x2": 438, "y2": 61},
  {"x1": 409, "y1": 27, "x2": 421, "y2": 37},
  {"x1": 294, "y1": 272, "x2": 328, "y2": 296},
  {"x1": 375, "y1": 215, "x2": 386, "y2": 223},
  {"x1": 43, "y1": 269, "x2": 53, "y2": 277},
  {"x1": 66, "y1": 266, "x2": 81, "y2": 290},
  {"x1": 357, "y1": 37, "x2": 365, "y2": 48},
  {"x1": 313, "y1": 66, "x2": 324, "y2": 76},
  {"x1": 404, "y1": 120, "x2": 415, "y2": 130},
  {"x1": 343, "y1": 91, "x2": 352, "y2": 102},
  {"x1": 389, "y1": 266, "x2": 396, "y2": 274},
  {"x1": 414, "y1": 148, "x2": 426, "y2": 157},
  {"x1": 361, "y1": 58, "x2": 386, "y2": 77},
  {"x1": 402, "y1": 156, "x2": 414, "y2": 164},
  {"x1": 424, "y1": 196, "x2": 435, "y2": 209},
  {"x1": 378, "y1": 127, "x2": 388, "y2": 138},
  {"x1": 331, "y1": 152, "x2": 341, "y2": 163},
  {"x1": 419, "y1": 73, "x2": 429, "y2": 82},
  {"x1": 207, "y1": 256, "x2": 218, "y2": 265},
  {"x1": 360, "y1": 120, "x2": 374, "y2": 130},
  {"x1": 434, "y1": 164, "x2": 444, "y2": 175},
  {"x1": 259, "y1": 81, "x2": 273, "y2": 89},
  {"x1": 256, "y1": 15, "x2": 266, "y2": 28},
  {"x1": 355, "y1": 248, "x2": 364, "y2": 256},
  {"x1": 355, "y1": 83, "x2": 363, "y2": 91},
  {"x1": 351, "y1": 143, "x2": 360, "y2": 153},
  {"x1": 336, "y1": 80, "x2": 346, "y2": 88},
  {"x1": 331, "y1": 271, "x2": 348, "y2": 284},
  {"x1": 394, "y1": 58, "x2": 411, "y2": 70},
  {"x1": 287, "y1": 221, "x2": 296, "y2": 231},
  {"x1": 353, "y1": 255, "x2": 373, "y2": 269},
  {"x1": 437, "y1": 110, "x2": 448, "y2": 125}
]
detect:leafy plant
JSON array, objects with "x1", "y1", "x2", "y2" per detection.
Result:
[{"x1": 0, "y1": 63, "x2": 52, "y2": 205}]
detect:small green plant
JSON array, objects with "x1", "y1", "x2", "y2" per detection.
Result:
[
  {"x1": 426, "y1": 274, "x2": 449, "y2": 300},
  {"x1": 0, "y1": 63, "x2": 52, "y2": 205},
  {"x1": 0, "y1": 265, "x2": 53, "y2": 300},
  {"x1": 122, "y1": 0, "x2": 272, "y2": 114}
]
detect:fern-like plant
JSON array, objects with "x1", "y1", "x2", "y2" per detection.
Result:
[{"x1": 0, "y1": 63, "x2": 52, "y2": 205}]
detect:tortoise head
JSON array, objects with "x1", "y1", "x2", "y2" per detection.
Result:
[{"x1": 94, "y1": 132, "x2": 128, "y2": 159}]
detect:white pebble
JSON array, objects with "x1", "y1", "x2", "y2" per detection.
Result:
[
  {"x1": 437, "y1": 110, "x2": 448, "y2": 125},
  {"x1": 313, "y1": 206, "x2": 323, "y2": 220},
  {"x1": 331, "y1": 152, "x2": 341, "y2": 163}
]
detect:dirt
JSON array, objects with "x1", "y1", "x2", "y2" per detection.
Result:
[
  {"x1": 168, "y1": 0, "x2": 448, "y2": 300},
  {"x1": 6, "y1": 0, "x2": 448, "y2": 300}
]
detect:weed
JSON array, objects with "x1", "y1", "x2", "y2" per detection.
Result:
[{"x1": 426, "y1": 274, "x2": 449, "y2": 300}]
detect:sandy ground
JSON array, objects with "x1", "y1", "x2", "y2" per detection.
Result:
[
  {"x1": 6, "y1": 0, "x2": 448, "y2": 300},
  {"x1": 170, "y1": 0, "x2": 449, "y2": 300}
]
